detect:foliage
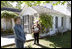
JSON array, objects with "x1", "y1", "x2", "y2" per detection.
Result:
[
  {"x1": 1, "y1": 1, "x2": 13, "y2": 8},
  {"x1": 15, "y1": 1, "x2": 22, "y2": 9},
  {"x1": 39, "y1": 13, "x2": 53, "y2": 33},
  {"x1": 1, "y1": 28, "x2": 3, "y2": 34},
  {"x1": 1, "y1": 1, "x2": 68, "y2": 9},
  {"x1": 21, "y1": 1, "x2": 67, "y2": 7},
  {"x1": 1, "y1": 29, "x2": 14, "y2": 35},
  {"x1": 1, "y1": 10, "x2": 18, "y2": 18}
]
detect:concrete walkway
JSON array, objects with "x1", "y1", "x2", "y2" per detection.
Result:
[{"x1": 1, "y1": 34, "x2": 33, "y2": 47}]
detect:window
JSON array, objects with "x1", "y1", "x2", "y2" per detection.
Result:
[
  {"x1": 55, "y1": 17, "x2": 58, "y2": 28},
  {"x1": 61, "y1": 17, "x2": 63, "y2": 26},
  {"x1": 70, "y1": 17, "x2": 71, "y2": 23}
]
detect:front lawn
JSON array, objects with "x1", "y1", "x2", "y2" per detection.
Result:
[
  {"x1": 2, "y1": 31, "x2": 71, "y2": 48},
  {"x1": 25, "y1": 31, "x2": 71, "y2": 48}
]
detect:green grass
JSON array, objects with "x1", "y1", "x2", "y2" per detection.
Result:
[
  {"x1": 42, "y1": 31, "x2": 71, "y2": 48},
  {"x1": 2, "y1": 31, "x2": 71, "y2": 48},
  {"x1": 25, "y1": 31, "x2": 71, "y2": 48}
]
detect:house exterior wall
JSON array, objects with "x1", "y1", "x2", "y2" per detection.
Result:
[
  {"x1": 65, "y1": 16, "x2": 71, "y2": 30},
  {"x1": 69, "y1": 17, "x2": 71, "y2": 30},
  {"x1": 58, "y1": 16, "x2": 62, "y2": 27},
  {"x1": 12, "y1": 18, "x2": 15, "y2": 29},
  {"x1": 52, "y1": 15, "x2": 62, "y2": 29},
  {"x1": 51, "y1": 16, "x2": 62, "y2": 35},
  {"x1": 1, "y1": 18, "x2": 12, "y2": 30},
  {"x1": 1, "y1": 18, "x2": 6, "y2": 30},
  {"x1": 48, "y1": 14, "x2": 71, "y2": 35}
]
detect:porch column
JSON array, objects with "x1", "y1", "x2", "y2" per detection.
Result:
[
  {"x1": 12, "y1": 18, "x2": 15, "y2": 30},
  {"x1": 58, "y1": 16, "x2": 61, "y2": 27},
  {"x1": 52, "y1": 16, "x2": 55, "y2": 30}
]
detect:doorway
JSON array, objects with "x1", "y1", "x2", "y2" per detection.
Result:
[{"x1": 22, "y1": 15, "x2": 30, "y2": 33}]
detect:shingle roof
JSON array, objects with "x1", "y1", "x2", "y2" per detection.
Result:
[
  {"x1": 32, "y1": 6, "x2": 70, "y2": 17},
  {"x1": 1, "y1": 7, "x2": 22, "y2": 12}
]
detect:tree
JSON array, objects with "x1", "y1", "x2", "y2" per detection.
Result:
[
  {"x1": 1, "y1": 1, "x2": 13, "y2": 8},
  {"x1": 1, "y1": 1, "x2": 68, "y2": 9},
  {"x1": 23, "y1": 1, "x2": 67, "y2": 6},
  {"x1": 1, "y1": 10, "x2": 18, "y2": 18}
]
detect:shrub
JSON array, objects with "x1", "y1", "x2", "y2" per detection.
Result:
[
  {"x1": 1, "y1": 10, "x2": 18, "y2": 18},
  {"x1": 1, "y1": 29, "x2": 14, "y2": 35},
  {"x1": 39, "y1": 13, "x2": 53, "y2": 33}
]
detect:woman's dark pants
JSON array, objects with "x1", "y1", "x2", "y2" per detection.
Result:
[{"x1": 34, "y1": 33, "x2": 39, "y2": 44}]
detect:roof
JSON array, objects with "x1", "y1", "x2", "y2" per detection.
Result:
[
  {"x1": 23, "y1": 7, "x2": 37, "y2": 15},
  {"x1": 20, "y1": 7, "x2": 37, "y2": 16},
  {"x1": 1, "y1": 7, "x2": 22, "y2": 12},
  {"x1": 32, "y1": 6, "x2": 71, "y2": 17}
]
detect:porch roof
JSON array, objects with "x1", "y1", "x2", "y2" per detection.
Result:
[
  {"x1": 1, "y1": 7, "x2": 22, "y2": 12},
  {"x1": 1, "y1": 7, "x2": 21, "y2": 15},
  {"x1": 23, "y1": 7, "x2": 37, "y2": 15}
]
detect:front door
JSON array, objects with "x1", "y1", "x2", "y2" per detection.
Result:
[{"x1": 22, "y1": 15, "x2": 30, "y2": 33}]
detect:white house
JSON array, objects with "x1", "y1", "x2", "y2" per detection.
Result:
[
  {"x1": 19, "y1": 2, "x2": 71, "y2": 35},
  {"x1": 19, "y1": 6, "x2": 38, "y2": 34},
  {"x1": 32, "y1": 6, "x2": 71, "y2": 35}
]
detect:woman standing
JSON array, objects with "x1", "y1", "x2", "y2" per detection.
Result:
[
  {"x1": 14, "y1": 17, "x2": 26, "y2": 48},
  {"x1": 32, "y1": 20, "x2": 40, "y2": 45}
]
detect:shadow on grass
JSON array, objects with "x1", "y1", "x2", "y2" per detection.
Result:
[
  {"x1": 43, "y1": 31, "x2": 71, "y2": 48},
  {"x1": 36, "y1": 44, "x2": 49, "y2": 48}
]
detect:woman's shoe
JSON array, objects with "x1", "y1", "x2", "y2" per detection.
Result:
[{"x1": 33, "y1": 43, "x2": 36, "y2": 45}]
